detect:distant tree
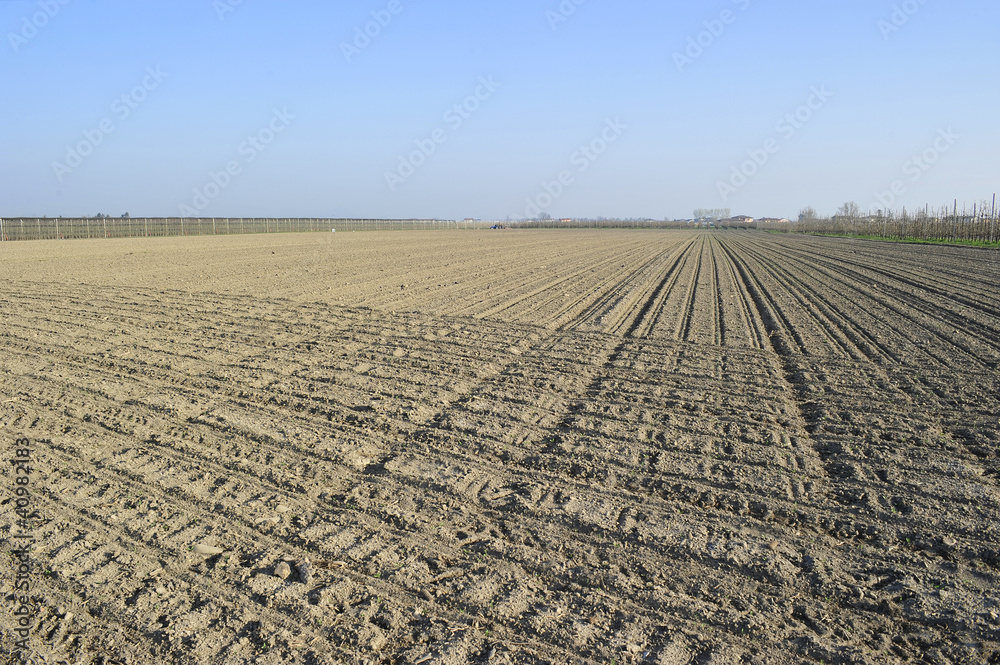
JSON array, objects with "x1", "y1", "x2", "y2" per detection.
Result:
[
  {"x1": 694, "y1": 208, "x2": 730, "y2": 221},
  {"x1": 836, "y1": 201, "x2": 862, "y2": 219},
  {"x1": 798, "y1": 206, "x2": 818, "y2": 222},
  {"x1": 121, "y1": 212, "x2": 130, "y2": 219},
  {"x1": 536, "y1": 212, "x2": 552, "y2": 222}
]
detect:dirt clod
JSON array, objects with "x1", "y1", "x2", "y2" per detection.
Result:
[{"x1": 273, "y1": 562, "x2": 291, "y2": 580}]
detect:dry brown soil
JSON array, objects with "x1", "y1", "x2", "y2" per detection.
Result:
[{"x1": 1, "y1": 230, "x2": 998, "y2": 664}]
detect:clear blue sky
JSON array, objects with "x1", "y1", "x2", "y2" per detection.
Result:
[{"x1": 2, "y1": 1, "x2": 997, "y2": 220}]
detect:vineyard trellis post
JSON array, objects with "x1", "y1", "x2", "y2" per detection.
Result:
[
  {"x1": 956, "y1": 201, "x2": 962, "y2": 241},
  {"x1": 992, "y1": 193, "x2": 997, "y2": 244},
  {"x1": 975, "y1": 203, "x2": 980, "y2": 242}
]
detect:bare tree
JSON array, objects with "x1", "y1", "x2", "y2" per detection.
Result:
[
  {"x1": 836, "y1": 201, "x2": 862, "y2": 219},
  {"x1": 694, "y1": 208, "x2": 730, "y2": 221},
  {"x1": 798, "y1": 206, "x2": 818, "y2": 222}
]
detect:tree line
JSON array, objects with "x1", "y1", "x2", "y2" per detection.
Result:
[{"x1": 791, "y1": 197, "x2": 999, "y2": 245}]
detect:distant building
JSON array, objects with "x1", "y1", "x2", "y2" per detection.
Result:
[
  {"x1": 757, "y1": 217, "x2": 791, "y2": 224},
  {"x1": 720, "y1": 215, "x2": 755, "y2": 225}
]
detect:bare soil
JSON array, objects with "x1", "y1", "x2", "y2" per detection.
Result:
[{"x1": 1, "y1": 230, "x2": 998, "y2": 664}]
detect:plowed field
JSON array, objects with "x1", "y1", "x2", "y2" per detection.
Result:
[{"x1": 2, "y1": 230, "x2": 998, "y2": 665}]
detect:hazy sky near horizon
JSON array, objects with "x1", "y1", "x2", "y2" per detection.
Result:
[{"x1": 2, "y1": 1, "x2": 997, "y2": 220}]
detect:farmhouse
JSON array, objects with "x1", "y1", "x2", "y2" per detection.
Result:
[{"x1": 720, "y1": 215, "x2": 755, "y2": 225}]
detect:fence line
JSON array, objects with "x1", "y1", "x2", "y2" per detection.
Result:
[
  {"x1": 0, "y1": 217, "x2": 703, "y2": 242},
  {"x1": 0, "y1": 218, "x2": 495, "y2": 242},
  {"x1": 5, "y1": 202, "x2": 997, "y2": 244}
]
